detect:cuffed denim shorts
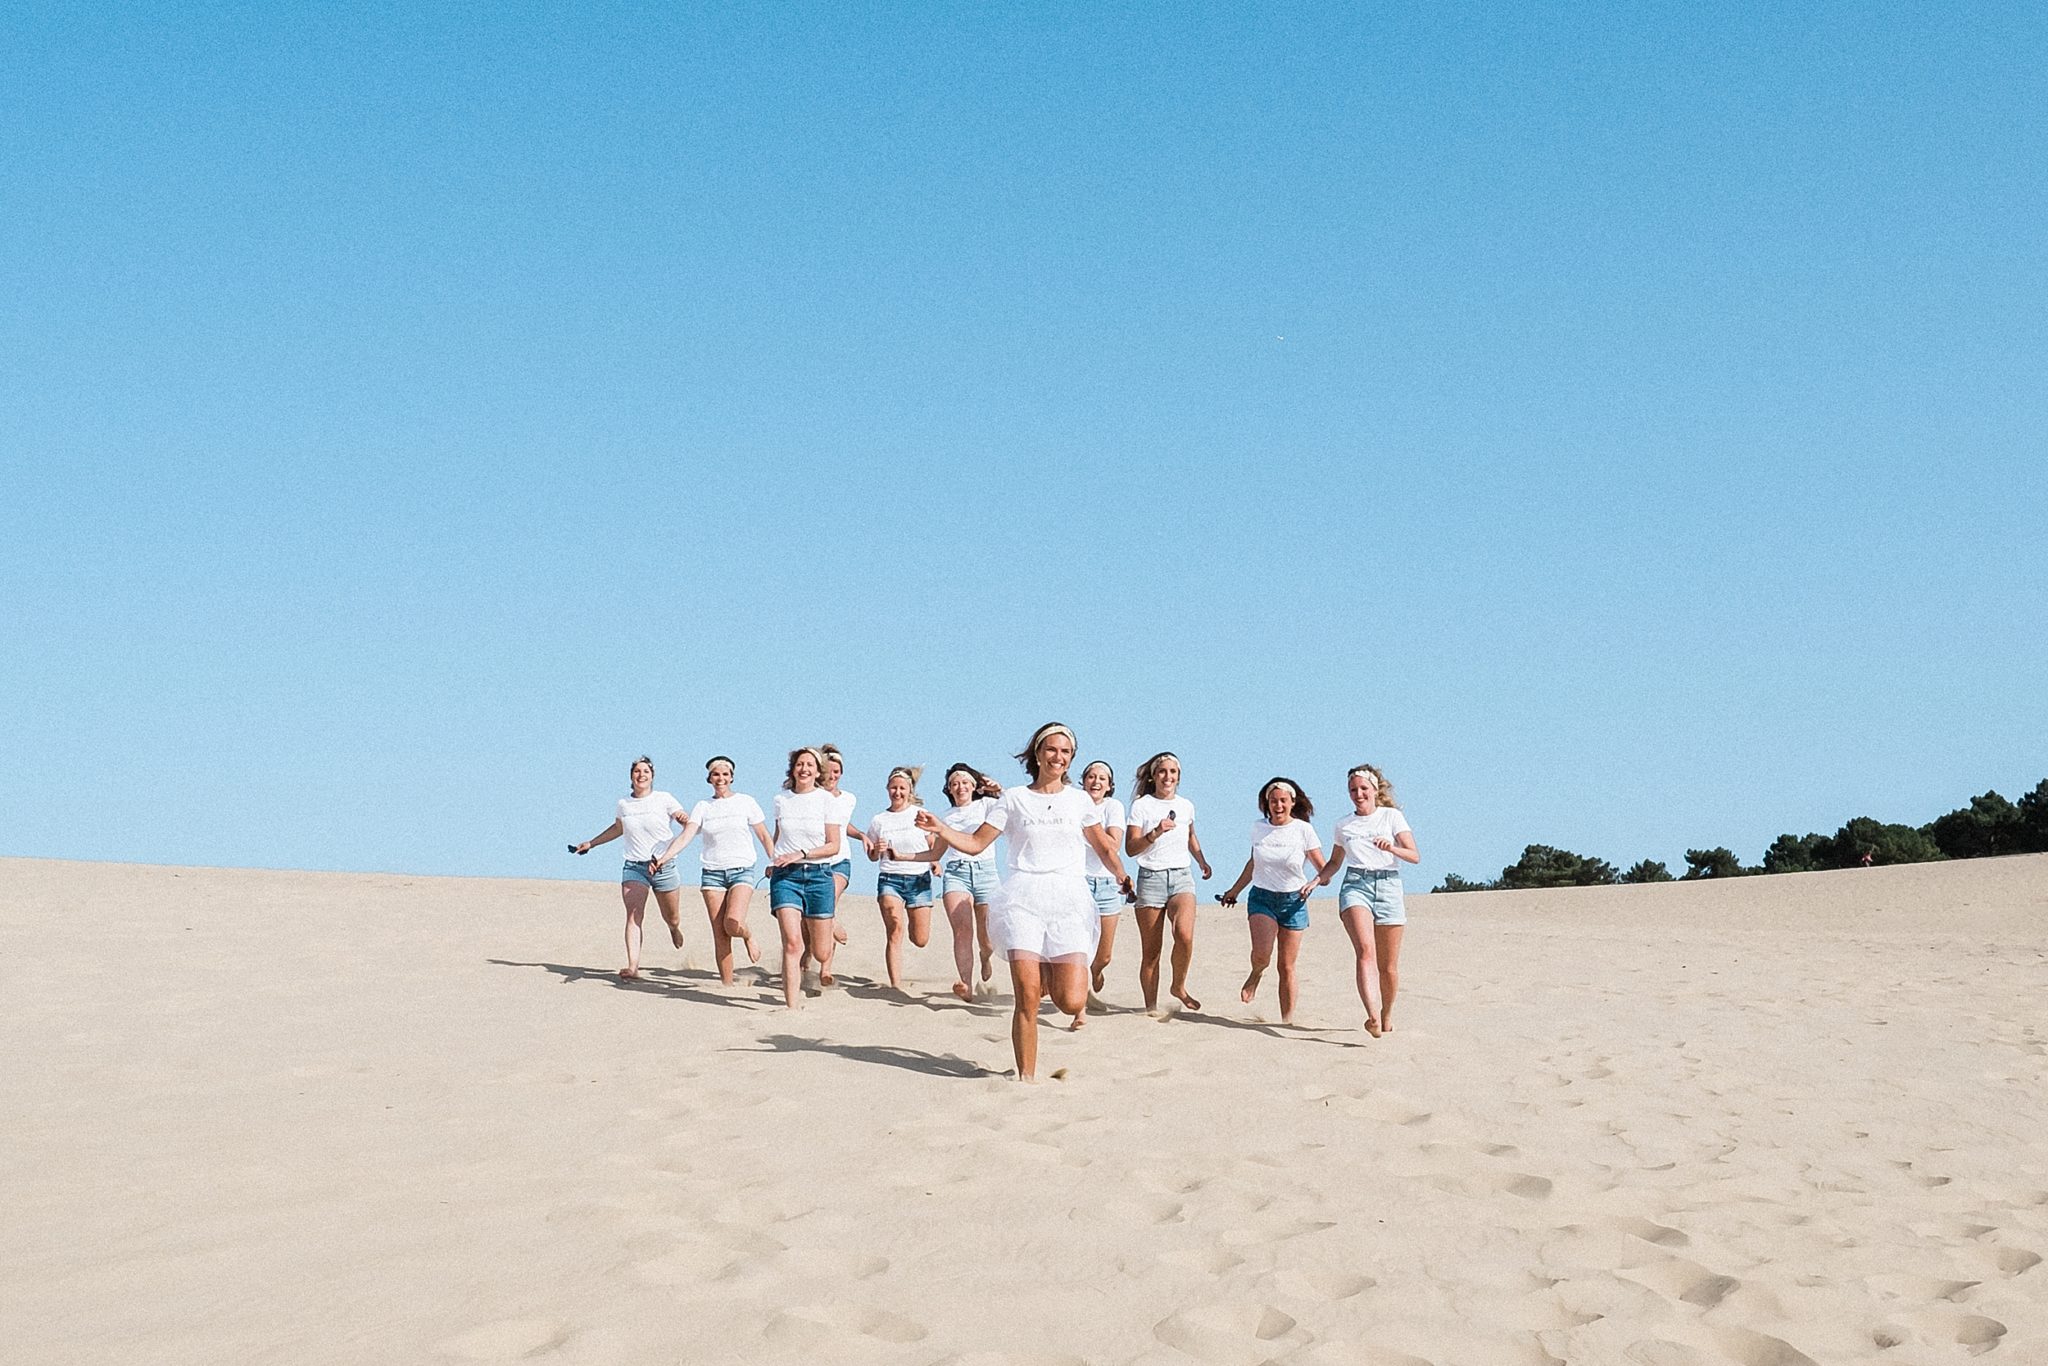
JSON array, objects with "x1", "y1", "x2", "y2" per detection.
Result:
[
  {"x1": 1135, "y1": 865, "x2": 1194, "y2": 906},
  {"x1": 1339, "y1": 867, "x2": 1406, "y2": 925},
  {"x1": 623, "y1": 859, "x2": 685, "y2": 893},
  {"x1": 1088, "y1": 875, "x2": 1124, "y2": 917},
  {"x1": 826, "y1": 859, "x2": 853, "y2": 882},
  {"x1": 941, "y1": 858, "x2": 1000, "y2": 903},
  {"x1": 1247, "y1": 885, "x2": 1309, "y2": 932},
  {"x1": 877, "y1": 870, "x2": 934, "y2": 908},
  {"x1": 769, "y1": 863, "x2": 836, "y2": 919},
  {"x1": 700, "y1": 864, "x2": 753, "y2": 890}
]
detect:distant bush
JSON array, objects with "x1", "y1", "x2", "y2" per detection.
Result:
[
  {"x1": 1432, "y1": 873, "x2": 1495, "y2": 894},
  {"x1": 1681, "y1": 847, "x2": 1747, "y2": 879},
  {"x1": 1497, "y1": 844, "x2": 1616, "y2": 890},
  {"x1": 1819, "y1": 817, "x2": 1945, "y2": 868},
  {"x1": 1761, "y1": 832, "x2": 1826, "y2": 875},
  {"x1": 1621, "y1": 859, "x2": 1674, "y2": 883}
]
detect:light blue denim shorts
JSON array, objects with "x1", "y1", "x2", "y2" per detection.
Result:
[
  {"x1": 700, "y1": 864, "x2": 753, "y2": 890},
  {"x1": 1339, "y1": 867, "x2": 1406, "y2": 925},
  {"x1": 622, "y1": 859, "x2": 685, "y2": 893},
  {"x1": 941, "y1": 858, "x2": 999, "y2": 903},
  {"x1": 877, "y1": 870, "x2": 935, "y2": 908},
  {"x1": 1135, "y1": 865, "x2": 1194, "y2": 906},
  {"x1": 1247, "y1": 885, "x2": 1309, "y2": 932},
  {"x1": 1088, "y1": 875, "x2": 1124, "y2": 917},
  {"x1": 769, "y1": 863, "x2": 836, "y2": 918},
  {"x1": 826, "y1": 858, "x2": 853, "y2": 882}
]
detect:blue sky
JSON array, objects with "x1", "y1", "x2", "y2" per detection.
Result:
[{"x1": 5, "y1": 3, "x2": 2043, "y2": 885}]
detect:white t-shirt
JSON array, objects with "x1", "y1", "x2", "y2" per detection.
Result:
[
  {"x1": 940, "y1": 797, "x2": 999, "y2": 865},
  {"x1": 1129, "y1": 794, "x2": 1196, "y2": 870},
  {"x1": 617, "y1": 792, "x2": 685, "y2": 862},
  {"x1": 689, "y1": 794, "x2": 766, "y2": 871},
  {"x1": 773, "y1": 789, "x2": 842, "y2": 864},
  {"x1": 984, "y1": 785, "x2": 1102, "y2": 877},
  {"x1": 1333, "y1": 808, "x2": 1413, "y2": 872},
  {"x1": 1085, "y1": 797, "x2": 1126, "y2": 879},
  {"x1": 867, "y1": 807, "x2": 931, "y2": 875},
  {"x1": 1249, "y1": 818, "x2": 1322, "y2": 892},
  {"x1": 827, "y1": 791, "x2": 857, "y2": 861}
]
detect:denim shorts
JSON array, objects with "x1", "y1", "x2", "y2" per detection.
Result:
[
  {"x1": 1135, "y1": 865, "x2": 1194, "y2": 906},
  {"x1": 769, "y1": 863, "x2": 836, "y2": 919},
  {"x1": 826, "y1": 859, "x2": 853, "y2": 882},
  {"x1": 877, "y1": 870, "x2": 934, "y2": 908},
  {"x1": 1339, "y1": 867, "x2": 1407, "y2": 925},
  {"x1": 1247, "y1": 885, "x2": 1309, "y2": 932},
  {"x1": 622, "y1": 859, "x2": 685, "y2": 893},
  {"x1": 941, "y1": 858, "x2": 999, "y2": 903},
  {"x1": 1088, "y1": 875, "x2": 1124, "y2": 917},
  {"x1": 700, "y1": 864, "x2": 753, "y2": 890}
]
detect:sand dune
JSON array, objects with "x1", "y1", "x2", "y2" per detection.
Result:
[{"x1": 3, "y1": 854, "x2": 2044, "y2": 1364}]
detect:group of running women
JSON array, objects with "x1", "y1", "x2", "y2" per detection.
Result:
[{"x1": 569, "y1": 722, "x2": 1420, "y2": 1080}]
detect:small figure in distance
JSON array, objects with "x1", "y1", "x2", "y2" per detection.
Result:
[
  {"x1": 658, "y1": 755, "x2": 773, "y2": 985},
  {"x1": 567, "y1": 755, "x2": 690, "y2": 980},
  {"x1": 930, "y1": 763, "x2": 1005, "y2": 1001},
  {"x1": 863, "y1": 765, "x2": 937, "y2": 992},
  {"x1": 764, "y1": 747, "x2": 846, "y2": 1008},
  {"x1": 1218, "y1": 777, "x2": 1329, "y2": 1026},
  {"x1": 1076, "y1": 760, "x2": 1130, "y2": 1030},
  {"x1": 1304, "y1": 764, "x2": 1418, "y2": 1035}
]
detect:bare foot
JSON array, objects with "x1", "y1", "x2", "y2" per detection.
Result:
[
  {"x1": 1091, "y1": 964, "x2": 1107, "y2": 992},
  {"x1": 744, "y1": 935, "x2": 762, "y2": 965},
  {"x1": 1279, "y1": 1013, "x2": 1295, "y2": 1027},
  {"x1": 980, "y1": 949, "x2": 994, "y2": 983},
  {"x1": 1240, "y1": 967, "x2": 1264, "y2": 1003},
  {"x1": 619, "y1": 966, "x2": 641, "y2": 980},
  {"x1": 952, "y1": 981, "x2": 972, "y2": 1002},
  {"x1": 834, "y1": 924, "x2": 849, "y2": 945},
  {"x1": 1381, "y1": 1021, "x2": 1395, "y2": 1034},
  {"x1": 1069, "y1": 1013, "x2": 1086, "y2": 1031},
  {"x1": 820, "y1": 971, "x2": 836, "y2": 988},
  {"x1": 1173, "y1": 989, "x2": 1202, "y2": 1012},
  {"x1": 1364, "y1": 1017, "x2": 1383, "y2": 1037}
]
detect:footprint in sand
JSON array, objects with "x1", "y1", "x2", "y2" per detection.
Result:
[
  {"x1": 433, "y1": 1318, "x2": 569, "y2": 1360},
  {"x1": 1151, "y1": 1301, "x2": 1299, "y2": 1365},
  {"x1": 1612, "y1": 1216, "x2": 1691, "y2": 1248},
  {"x1": 1711, "y1": 1326, "x2": 1819, "y2": 1366},
  {"x1": 1623, "y1": 1341, "x2": 1711, "y2": 1366},
  {"x1": 1623, "y1": 1256, "x2": 1742, "y2": 1309}
]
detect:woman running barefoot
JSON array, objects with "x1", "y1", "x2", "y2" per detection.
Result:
[
  {"x1": 764, "y1": 747, "x2": 845, "y2": 1008},
  {"x1": 863, "y1": 765, "x2": 936, "y2": 992},
  {"x1": 568, "y1": 756, "x2": 689, "y2": 979},
  {"x1": 817, "y1": 746, "x2": 857, "y2": 961},
  {"x1": 916, "y1": 723, "x2": 1134, "y2": 1081},
  {"x1": 1127, "y1": 752, "x2": 1214, "y2": 1013},
  {"x1": 660, "y1": 756, "x2": 771, "y2": 985},
  {"x1": 1218, "y1": 778, "x2": 1330, "y2": 1026},
  {"x1": 1306, "y1": 764, "x2": 1419, "y2": 1035},
  {"x1": 1079, "y1": 760, "x2": 1129, "y2": 1026},
  {"x1": 934, "y1": 763, "x2": 1004, "y2": 1000}
]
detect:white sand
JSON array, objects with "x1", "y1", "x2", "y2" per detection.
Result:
[{"x1": 3, "y1": 854, "x2": 2045, "y2": 1365}]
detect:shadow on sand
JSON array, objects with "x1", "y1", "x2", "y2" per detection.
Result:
[{"x1": 732, "y1": 1033, "x2": 994, "y2": 1079}]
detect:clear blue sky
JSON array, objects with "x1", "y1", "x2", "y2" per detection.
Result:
[{"x1": 5, "y1": 3, "x2": 2043, "y2": 885}]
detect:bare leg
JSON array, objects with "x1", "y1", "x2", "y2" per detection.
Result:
[
  {"x1": 944, "y1": 891, "x2": 975, "y2": 999},
  {"x1": 699, "y1": 887, "x2": 735, "y2": 984},
  {"x1": 1242, "y1": 912, "x2": 1276, "y2": 1004},
  {"x1": 974, "y1": 902, "x2": 993, "y2": 983},
  {"x1": 879, "y1": 894, "x2": 908, "y2": 990},
  {"x1": 1135, "y1": 904, "x2": 1166, "y2": 1011},
  {"x1": 1167, "y1": 892, "x2": 1201, "y2": 1011},
  {"x1": 776, "y1": 904, "x2": 804, "y2": 1009},
  {"x1": 832, "y1": 874, "x2": 850, "y2": 945},
  {"x1": 807, "y1": 914, "x2": 838, "y2": 986},
  {"x1": 1340, "y1": 907, "x2": 1383, "y2": 1034},
  {"x1": 653, "y1": 886, "x2": 686, "y2": 949},
  {"x1": 907, "y1": 901, "x2": 932, "y2": 949},
  {"x1": 1375, "y1": 923, "x2": 1405, "y2": 1031},
  {"x1": 1051, "y1": 958, "x2": 1089, "y2": 1031},
  {"x1": 1091, "y1": 913, "x2": 1120, "y2": 992},
  {"x1": 1276, "y1": 926, "x2": 1304, "y2": 1025},
  {"x1": 1010, "y1": 957, "x2": 1044, "y2": 1079},
  {"x1": 620, "y1": 882, "x2": 649, "y2": 978},
  {"x1": 721, "y1": 884, "x2": 762, "y2": 965}
]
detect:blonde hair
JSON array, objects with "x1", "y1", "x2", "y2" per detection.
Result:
[
  {"x1": 785, "y1": 746, "x2": 826, "y2": 788},
  {"x1": 886, "y1": 765, "x2": 924, "y2": 805},
  {"x1": 1347, "y1": 764, "x2": 1397, "y2": 809}
]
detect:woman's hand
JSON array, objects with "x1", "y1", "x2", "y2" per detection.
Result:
[
  {"x1": 1199, "y1": 859, "x2": 1214, "y2": 879},
  {"x1": 770, "y1": 850, "x2": 800, "y2": 868},
  {"x1": 1373, "y1": 836, "x2": 1396, "y2": 852},
  {"x1": 914, "y1": 810, "x2": 942, "y2": 832},
  {"x1": 1217, "y1": 889, "x2": 1239, "y2": 907}
]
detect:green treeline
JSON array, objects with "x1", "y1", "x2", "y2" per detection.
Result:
[{"x1": 1434, "y1": 779, "x2": 2048, "y2": 893}]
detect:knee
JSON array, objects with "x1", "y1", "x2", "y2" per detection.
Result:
[{"x1": 909, "y1": 926, "x2": 930, "y2": 948}]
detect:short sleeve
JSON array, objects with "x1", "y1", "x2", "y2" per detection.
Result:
[
  {"x1": 663, "y1": 793, "x2": 685, "y2": 818},
  {"x1": 1080, "y1": 797, "x2": 1102, "y2": 827},
  {"x1": 1104, "y1": 799, "x2": 1125, "y2": 830},
  {"x1": 1301, "y1": 823, "x2": 1322, "y2": 850},
  {"x1": 745, "y1": 796, "x2": 766, "y2": 825},
  {"x1": 690, "y1": 801, "x2": 710, "y2": 823},
  {"x1": 1391, "y1": 810, "x2": 1412, "y2": 836},
  {"x1": 983, "y1": 794, "x2": 1012, "y2": 832},
  {"x1": 1180, "y1": 799, "x2": 1195, "y2": 822}
]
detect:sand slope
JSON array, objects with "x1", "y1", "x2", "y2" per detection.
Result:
[{"x1": 3, "y1": 855, "x2": 2045, "y2": 1365}]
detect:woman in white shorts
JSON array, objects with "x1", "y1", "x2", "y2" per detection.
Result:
[
  {"x1": 917, "y1": 723, "x2": 1133, "y2": 1080},
  {"x1": 1078, "y1": 760, "x2": 1128, "y2": 1026},
  {"x1": 932, "y1": 763, "x2": 1004, "y2": 999},
  {"x1": 1126, "y1": 751, "x2": 1214, "y2": 1013},
  {"x1": 659, "y1": 755, "x2": 772, "y2": 985},
  {"x1": 1218, "y1": 778, "x2": 1330, "y2": 1026},
  {"x1": 1306, "y1": 763, "x2": 1419, "y2": 1035},
  {"x1": 568, "y1": 756, "x2": 689, "y2": 979},
  {"x1": 862, "y1": 765, "x2": 937, "y2": 992}
]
